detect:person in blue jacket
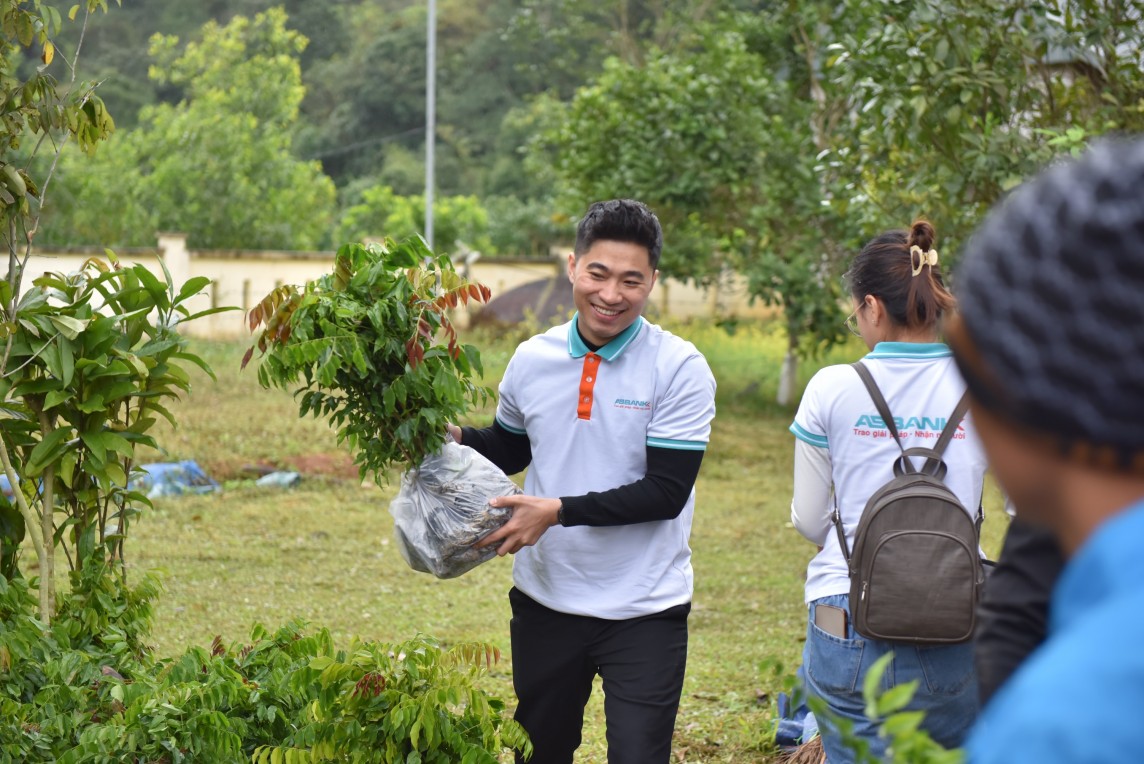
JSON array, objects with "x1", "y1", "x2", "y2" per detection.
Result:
[{"x1": 948, "y1": 137, "x2": 1144, "y2": 763}]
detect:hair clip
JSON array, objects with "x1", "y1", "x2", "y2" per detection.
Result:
[{"x1": 910, "y1": 245, "x2": 939, "y2": 276}]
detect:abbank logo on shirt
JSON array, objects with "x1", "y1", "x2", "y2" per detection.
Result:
[
  {"x1": 853, "y1": 414, "x2": 966, "y2": 439},
  {"x1": 614, "y1": 397, "x2": 652, "y2": 411}
]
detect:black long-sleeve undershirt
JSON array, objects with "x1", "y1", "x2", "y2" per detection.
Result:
[{"x1": 460, "y1": 420, "x2": 704, "y2": 527}]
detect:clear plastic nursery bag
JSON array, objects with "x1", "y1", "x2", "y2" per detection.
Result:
[{"x1": 388, "y1": 439, "x2": 520, "y2": 579}]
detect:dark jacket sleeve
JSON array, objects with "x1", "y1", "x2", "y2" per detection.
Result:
[
  {"x1": 558, "y1": 446, "x2": 704, "y2": 527},
  {"x1": 459, "y1": 421, "x2": 532, "y2": 475},
  {"x1": 974, "y1": 517, "x2": 1065, "y2": 706}
]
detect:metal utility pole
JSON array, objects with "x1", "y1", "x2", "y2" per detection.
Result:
[{"x1": 424, "y1": 0, "x2": 436, "y2": 250}]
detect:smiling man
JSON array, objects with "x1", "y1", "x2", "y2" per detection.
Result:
[{"x1": 449, "y1": 199, "x2": 717, "y2": 763}]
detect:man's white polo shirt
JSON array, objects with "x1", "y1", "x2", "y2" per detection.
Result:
[{"x1": 495, "y1": 315, "x2": 716, "y2": 619}]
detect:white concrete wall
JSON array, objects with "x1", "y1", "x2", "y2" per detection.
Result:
[{"x1": 23, "y1": 236, "x2": 774, "y2": 339}]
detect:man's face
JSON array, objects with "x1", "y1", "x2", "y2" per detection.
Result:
[{"x1": 567, "y1": 239, "x2": 657, "y2": 347}]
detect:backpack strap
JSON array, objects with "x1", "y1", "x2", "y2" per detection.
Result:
[
  {"x1": 840, "y1": 362, "x2": 973, "y2": 564},
  {"x1": 851, "y1": 362, "x2": 903, "y2": 450},
  {"x1": 933, "y1": 393, "x2": 969, "y2": 457},
  {"x1": 853, "y1": 362, "x2": 970, "y2": 476},
  {"x1": 832, "y1": 503, "x2": 850, "y2": 564}
]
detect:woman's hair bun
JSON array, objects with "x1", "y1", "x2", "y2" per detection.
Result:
[{"x1": 908, "y1": 219, "x2": 936, "y2": 252}]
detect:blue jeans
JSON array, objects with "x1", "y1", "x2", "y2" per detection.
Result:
[{"x1": 802, "y1": 594, "x2": 978, "y2": 764}]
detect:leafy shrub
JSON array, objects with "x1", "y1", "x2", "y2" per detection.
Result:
[
  {"x1": 793, "y1": 653, "x2": 965, "y2": 764},
  {"x1": 0, "y1": 576, "x2": 528, "y2": 763},
  {"x1": 244, "y1": 235, "x2": 492, "y2": 480}
]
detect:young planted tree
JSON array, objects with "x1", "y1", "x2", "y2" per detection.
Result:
[
  {"x1": 244, "y1": 235, "x2": 492, "y2": 481},
  {"x1": 0, "y1": 0, "x2": 230, "y2": 623}
]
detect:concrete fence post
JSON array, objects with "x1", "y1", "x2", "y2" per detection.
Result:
[{"x1": 156, "y1": 232, "x2": 190, "y2": 287}]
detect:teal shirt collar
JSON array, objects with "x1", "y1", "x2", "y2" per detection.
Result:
[
  {"x1": 865, "y1": 341, "x2": 952, "y2": 359},
  {"x1": 566, "y1": 313, "x2": 645, "y2": 360}
]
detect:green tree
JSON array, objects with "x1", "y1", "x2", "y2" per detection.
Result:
[
  {"x1": 43, "y1": 7, "x2": 336, "y2": 250},
  {"x1": 1, "y1": 0, "x2": 121, "y2": 619},
  {"x1": 0, "y1": 0, "x2": 228, "y2": 625},
  {"x1": 335, "y1": 184, "x2": 493, "y2": 259},
  {"x1": 540, "y1": 17, "x2": 850, "y2": 402},
  {"x1": 826, "y1": 0, "x2": 1144, "y2": 255}
]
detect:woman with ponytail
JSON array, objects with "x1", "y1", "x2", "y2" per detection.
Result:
[{"x1": 787, "y1": 220, "x2": 989, "y2": 762}]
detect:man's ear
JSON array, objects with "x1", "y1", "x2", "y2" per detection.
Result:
[{"x1": 567, "y1": 252, "x2": 576, "y2": 282}]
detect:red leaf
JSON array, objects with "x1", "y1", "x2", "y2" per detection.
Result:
[
  {"x1": 406, "y1": 337, "x2": 422, "y2": 368},
  {"x1": 259, "y1": 294, "x2": 276, "y2": 326},
  {"x1": 248, "y1": 304, "x2": 263, "y2": 332},
  {"x1": 240, "y1": 346, "x2": 255, "y2": 370}
]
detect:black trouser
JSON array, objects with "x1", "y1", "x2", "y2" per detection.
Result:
[{"x1": 508, "y1": 587, "x2": 690, "y2": 764}]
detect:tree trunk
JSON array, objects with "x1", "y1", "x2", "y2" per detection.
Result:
[
  {"x1": 777, "y1": 334, "x2": 799, "y2": 407},
  {"x1": 38, "y1": 410, "x2": 55, "y2": 620}
]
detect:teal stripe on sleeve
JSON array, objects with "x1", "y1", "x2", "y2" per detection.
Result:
[
  {"x1": 646, "y1": 436, "x2": 707, "y2": 451},
  {"x1": 494, "y1": 416, "x2": 526, "y2": 435},
  {"x1": 789, "y1": 422, "x2": 828, "y2": 448}
]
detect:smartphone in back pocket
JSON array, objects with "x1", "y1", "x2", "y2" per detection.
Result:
[{"x1": 814, "y1": 603, "x2": 848, "y2": 638}]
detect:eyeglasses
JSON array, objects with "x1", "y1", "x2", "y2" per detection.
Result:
[{"x1": 844, "y1": 307, "x2": 862, "y2": 337}]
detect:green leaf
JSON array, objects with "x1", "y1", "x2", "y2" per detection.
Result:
[
  {"x1": 49, "y1": 315, "x2": 90, "y2": 340},
  {"x1": 179, "y1": 305, "x2": 242, "y2": 322},
  {"x1": 874, "y1": 680, "x2": 918, "y2": 717},
  {"x1": 863, "y1": 652, "x2": 894, "y2": 718},
  {"x1": 175, "y1": 276, "x2": 212, "y2": 304},
  {"x1": 132, "y1": 266, "x2": 170, "y2": 309},
  {"x1": 880, "y1": 709, "x2": 925, "y2": 738},
  {"x1": 141, "y1": 401, "x2": 177, "y2": 428},
  {"x1": 59, "y1": 450, "x2": 77, "y2": 488},
  {"x1": 44, "y1": 389, "x2": 74, "y2": 410},
  {"x1": 104, "y1": 461, "x2": 127, "y2": 487},
  {"x1": 26, "y1": 426, "x2": 74, "y2": 477},
  {"x1": 171, "y1": 351, "x2": 216, "y2": 380},
  {"x1": 59, "y1": 338, "x2": 76, "y2": 386},
  {"x1": 76, "y1": 394, "x2": 107, "y2": 414}
]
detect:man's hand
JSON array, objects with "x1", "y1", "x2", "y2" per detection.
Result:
[
  {"x1": 446, "y1": 423, "x2": 462, "y2": 444},
  {"x1": 477, "y1": 494, "x2": 561, "y2": 556}
]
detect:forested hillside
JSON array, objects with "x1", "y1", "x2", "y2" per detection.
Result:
[
  {"x1": 39, "y1": 0, "x2": 723, "y2": 255},
  {"x1": 21, "y1": 0, "x2": 1144, "y2": 387}
]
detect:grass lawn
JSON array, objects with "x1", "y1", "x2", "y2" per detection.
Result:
[{"x1": 126, "y1": 320, "x2": 1008, "y2": 763}]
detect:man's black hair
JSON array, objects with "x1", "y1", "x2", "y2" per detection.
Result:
[{"x1": 574, "y1": 199, "x2": 663, "y2": 269}]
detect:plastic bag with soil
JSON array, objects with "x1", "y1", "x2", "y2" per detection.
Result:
[{"x1": 389, "y1": 439, "x2": 520, "y2": 579}]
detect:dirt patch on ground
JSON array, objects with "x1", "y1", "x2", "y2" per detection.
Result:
[
  {"x1": 279, "y1": 452, "x2": 361, "y2": 480},
  {"x1": 201, "y1": 452, "x2": 361, "y2": 482}
]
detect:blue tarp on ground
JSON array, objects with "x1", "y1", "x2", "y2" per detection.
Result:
[
  {"x1": 775, "y1": 666, "x2": 819, "y2": 750},
  {"x1": 0, "y1": 461, "x2": 219, "y2": 500},
  {"x1": 133, "y1": 461, "x2": 220, "y2": 499}
]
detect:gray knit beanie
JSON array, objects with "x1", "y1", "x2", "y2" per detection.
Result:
[{"x1": 950, "y1": 137, "x2": 1144, "y2": 472}]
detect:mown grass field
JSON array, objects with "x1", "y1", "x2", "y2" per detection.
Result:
[{"x1": 128, "y1": 319, "x2": 1008, "y2": 763}]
